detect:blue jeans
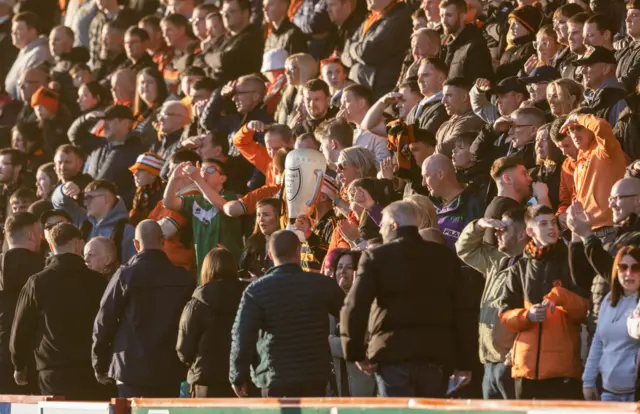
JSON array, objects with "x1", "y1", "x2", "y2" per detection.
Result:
[
  {"x1": 482, "y1": 362, "x2": 515, "y2": 399},
  {"x1": 601, "y1": 391, "x2": 635, "y2": 402},
  {"x1": 375, "y1": 362, "x2": 443, "y2": 397}
]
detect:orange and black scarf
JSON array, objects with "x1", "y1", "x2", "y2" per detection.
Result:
[{"x1": 525, "y1": 240, "x2": 553, "y2": 259}]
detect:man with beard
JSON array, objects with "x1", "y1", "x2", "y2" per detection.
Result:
[
  {"x1": 292, "y1": 79, "x2": 337, "y2": 137},
  {"x1": 439, "y1": 0, "x2": 493, "y2": 84},
  {"x1": 51, "y1": 144, "x2": 93, "y2": 216}
]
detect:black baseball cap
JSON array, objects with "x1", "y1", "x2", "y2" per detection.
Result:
[
  {"x1": 489, "y1": 76, "x2": 528, "y2": 96},
  {"x1": 40, "y1": 209, "x2": 73, "y2": 226},
  {"x1": 518, "y1": 66, "x2": 561, "y2": 85},
  {"x1": 573, "y1": 45, "x2": 617, "y2": 66},
  {"x1": 101, "y1": 104, "x2": 135, "y2": 120}
]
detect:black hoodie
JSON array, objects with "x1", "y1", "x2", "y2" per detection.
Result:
[{"x1": 176, "y1": 279, "x2": 247, "y2": 386}]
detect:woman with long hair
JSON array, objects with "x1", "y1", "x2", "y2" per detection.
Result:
[
  {"x1": 328, "y1": 249, "x2": 376, "y2": 397},
  {"x1": 239, "y1": 198, "x2": 281, "y2": 280},
  {"x1": 546, "y1": 78, "x2": 583, "y2": 117},
  {"x1": 68, "y1": 81, "x2": 112, "y2": 154},
  {"x1": 331, "y1": 147, "x2": 378, "y2": 250},
  {"x1": 177, "y1": 248, "x2": 246, "y2": 398},
  {"x1": 275, "y1": 53, "x2": 318, "y2": 126},
  {"x1": 585, "y1": 246, "x2": 640, "y2": 402},
  {"x1": 529, "y1": 124, "x2": 565, "y2": 211},
  {"x1": 35, "y1": 162, "x2": 58, "y2": 201},
  {"x1": 11, "y1": 122, "x2": 49, "y2": 172},
  {"x1": 133, "y1": 68, "x2": 170, "y2": 147}
]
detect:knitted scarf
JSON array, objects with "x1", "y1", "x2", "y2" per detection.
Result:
[{"x1": 525, "y1": 239, "x2": 553, "y2": 260}]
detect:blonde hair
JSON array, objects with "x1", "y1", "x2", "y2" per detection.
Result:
[
  {"x1": 404, "y1": 194, "x2": 437, "y2": 229},
  {"x1": 547, "y1": 79, "x2": 583, "y2": 116},
  {"x1": 339, "y1": 147, "x2": 377, "y2": 180},
  {"x1": 286, "y1": 53, "x2": 318, "y2": 86}
]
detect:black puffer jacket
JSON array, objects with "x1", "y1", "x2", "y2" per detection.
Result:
[
  {"x1": 613, "y1": 93, "x2": 640, "y2": 161},
  {"x1": 177, "y1": 279, "x2": 247, "y2": 386},
  {"x1": 615, "y1": 40, "x2": 640, "y2": 93},
  {"x1": 441, "y1": 23, "x2": 494, "y2": 84},
  {"x1": 495, "y1": 35, "x2": 535, "y2": 82}
]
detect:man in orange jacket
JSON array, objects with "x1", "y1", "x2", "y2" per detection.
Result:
[
  {"x1": 498, "y1": 205, "x2": 589, "y2": 400},
  {"x1": 560, "y1": 113, "x2": 626, "y2": 235},
  {"x1": 223, "y1": 121, "x2": 294, "y2": 216}
]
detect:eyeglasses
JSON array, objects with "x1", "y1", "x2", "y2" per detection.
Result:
[
  {"x1": 608, "y1": 194, "x2": 639, "y2": 203},
  {"x1": 200, "y1": 166, "x2": 221, "y2": 175},
  {"x1": 617, "y1": 263, "x2": 640, "y2": 273}
]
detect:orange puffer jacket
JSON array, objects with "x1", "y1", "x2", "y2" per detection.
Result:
[{"x1": 498, "y1": 242, "x2": 589, "y2": 380}]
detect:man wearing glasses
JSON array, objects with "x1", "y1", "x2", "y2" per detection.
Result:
[
  {"x1": 567, "y1": 178, "x2": 640, "y2": 325},
  {"x1": 163, "y1": 158, "x2": 242, "y2": 278}
]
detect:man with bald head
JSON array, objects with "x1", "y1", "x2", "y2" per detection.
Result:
[
  {"x1": 84, "y1": 237, "x2": 119, "y2": 279},
  {"x1": 110, "y1": 68, "x2": 136, "y2": 106},
  {"x1": 568, "y1": 177, "x2": 640, "y2": 298},
  {"x1": 151, "y1": 101, "x2": 190, "y2": 160},
  {"x1": 92, "y1": 219, "x2": 195, "y2": 398},
  {"x1": 422, "y1": 153, "x2": 484, "y2": 249}
]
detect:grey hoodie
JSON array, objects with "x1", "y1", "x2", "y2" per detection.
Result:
[
  {"x1": 584, "y1": 292, "x2": 640, "y2": 394},
  {"x1": 5, "y1": 36, "x2": 52, "y2": 99}
]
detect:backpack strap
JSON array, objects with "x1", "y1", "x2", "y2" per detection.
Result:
[{"x1": 111, "y1": 218, "x2": 129, "y2": 264}]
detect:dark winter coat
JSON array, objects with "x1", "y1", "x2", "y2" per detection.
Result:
[
  {"x1": 229, "y1": 263, "x2": 344, "y2": 388},
  {"x1": 10, "y1": 254, "x2": 107, "y2": 372},
  {"x1": 176, "y1": 279, "x2": 247, "y2": 386},
  {"x1": 92, "y1": 249, "x2": 195, "y2": 387},
  {"x1": 341, "y1": 1, "x2": 412, "y2": 98},
  {"x1": 340, "y1": 226, "x2": 477, "y2": 371},
  {"x1": 440, "y1": 24, "x2": 494, "y2": 84}
]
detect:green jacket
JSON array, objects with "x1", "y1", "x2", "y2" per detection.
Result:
[{"x1": 455, "y1": 221, "x2": 518, "y2": 364}]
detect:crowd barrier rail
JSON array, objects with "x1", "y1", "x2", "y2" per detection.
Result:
[{"x1": 1, "y1": 396, "x2": 640, "y2": 413}]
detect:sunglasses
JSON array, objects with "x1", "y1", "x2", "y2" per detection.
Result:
[{"x1": 617, "y1": 263, "x2": 640, "y2": 273}]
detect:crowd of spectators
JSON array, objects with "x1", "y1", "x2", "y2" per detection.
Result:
[{"x1": 1, "y1": 0, "x2": 640, "y2": 404}]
